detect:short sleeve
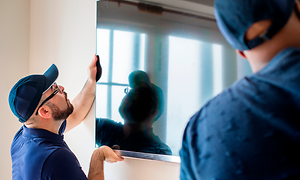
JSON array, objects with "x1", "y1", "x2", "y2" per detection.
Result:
[
  {"x1": 95, "y1": 118, "x2": 123, "y2": 147},
  {"x1": 41, "y1": 148, "x2": 88, "y2": 180}
]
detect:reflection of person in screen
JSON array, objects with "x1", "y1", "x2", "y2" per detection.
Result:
[{"x1": 96, "y1": 70, "x2": 172, "y2": 155}]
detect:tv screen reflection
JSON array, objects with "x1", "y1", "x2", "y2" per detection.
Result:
[
  {"x1": 94, "y1": 0, "x2": 251, "y2": 160},
  {"x1": 96, "y1": 70, "x2": 172, "y2": 155}
]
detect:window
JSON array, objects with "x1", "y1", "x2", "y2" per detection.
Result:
[{"x1": 96, "y1": 29, "x2": 146, "y2": 123}]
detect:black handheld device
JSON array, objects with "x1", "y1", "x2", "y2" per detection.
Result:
[{"x1": 96, "y1": 55, "x2": 102, "y2": 82}]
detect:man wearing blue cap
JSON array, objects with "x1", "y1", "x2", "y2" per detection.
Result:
[
  {"x1": 9, "y1": 55, "x2": 123, "y2": 180},
  {"x1": 180, "y1": 0, "x2": 300, "y2": 179}
]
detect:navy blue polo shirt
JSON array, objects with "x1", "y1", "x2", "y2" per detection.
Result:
[
  {"x1": 180, "y1": 47, "x2": 300, "y2": 180},
  {"x1": 11, "y1": 120, "x2": 88, "y2": 180}
]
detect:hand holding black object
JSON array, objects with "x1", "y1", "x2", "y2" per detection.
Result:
[{"x1": 96, "y1": 55, "x2": 102, "y2": 82}]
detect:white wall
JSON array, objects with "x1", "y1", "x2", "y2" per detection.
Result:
[
  {"x1": 1, "y1": 0, "x2": 180, "y2": 179},
  {"x1": 0, "y1": 0, "x2": 30, "y2": 179}
]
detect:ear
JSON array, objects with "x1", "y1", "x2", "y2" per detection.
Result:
[
  {"x1": 37, "y1": 106, "x2": 52, "y2": 119},
  {"x1": 236, "y1": 49, "x2": 248, "y2": 60},
  {"x1": 152, "y1": 108, "x2": 160, "y2": 118}
]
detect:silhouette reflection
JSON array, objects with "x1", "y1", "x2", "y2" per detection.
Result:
[{"x1": 96, "y1": 70, "x2": 172, "y2": 155}]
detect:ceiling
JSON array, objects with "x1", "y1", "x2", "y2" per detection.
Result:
[
  {"x1": 183, "y1": 0, "x2": 214, "y2": 7},
  {"x1": 136, "y1": 0, "x2": 215, "y2": 18}
]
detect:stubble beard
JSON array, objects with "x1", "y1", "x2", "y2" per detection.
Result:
[{"x1": 47, "y1": 92, "x2": 74, "y2": 121}]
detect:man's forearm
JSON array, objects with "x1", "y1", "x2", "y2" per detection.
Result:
[
  {"x1": 88, "y1": 149, "x2": 105, "y2": 180},
  {"x1": 65, "y1": 78, "x2": 96, "y2": 132},
  {"x1": 88, "y1": 146, "x2": 124, "y2": 180}
]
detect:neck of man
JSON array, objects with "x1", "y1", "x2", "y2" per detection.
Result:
[
  {"x1": 122, "y1": 121, "x2": 152, "y2": 139},
  {"x1": 25, "y1": 117, "x2": 65, "y2": 135},
  {"x1": 244, "y1": 10, "x2": 300, "y2": 73}
]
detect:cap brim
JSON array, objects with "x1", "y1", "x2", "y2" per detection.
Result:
[{"x1": 43, "y1": 64, "x2": 59, "y2": 92}]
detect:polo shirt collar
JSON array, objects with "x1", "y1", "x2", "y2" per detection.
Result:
[{"x1": 22, "y1": 125, "x2": 64, "y2": 144}]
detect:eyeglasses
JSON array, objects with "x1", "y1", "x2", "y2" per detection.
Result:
[
  {"x1": 124, "y1": 86, "x2": 132, "y2": 94},
  {"x1": 35, "y1": 82, "x2": 62, "y2": 115}
]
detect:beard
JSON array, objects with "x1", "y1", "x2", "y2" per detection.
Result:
[{"x1": 47, "y1": 92, "x2": 74, "y2": 121}]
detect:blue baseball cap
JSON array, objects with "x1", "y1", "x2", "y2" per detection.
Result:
[
  {"x1": 214, "y1": 0, "x2": 295, "y2": 51},
  {"x1": 128, "y1": 70, "x2": 151, "y2": 88},
  {"x1": 9, "y1": 64, "x2": 59, "y2": 123}
]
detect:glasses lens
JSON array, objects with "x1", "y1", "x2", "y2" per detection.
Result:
[
  {"x1": 124, "y1": 87, "x2": 131, "y2": 94},
  {"x1": 53, "y1": 82, "x2": 62, "y2": 93},
  {"x1": 35, "y1": 83, "x2": 60, "y2": 115}
]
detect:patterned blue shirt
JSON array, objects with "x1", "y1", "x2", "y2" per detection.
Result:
[{"x1": 180, "y1": 47, "x2": 300, "y2": 180}]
